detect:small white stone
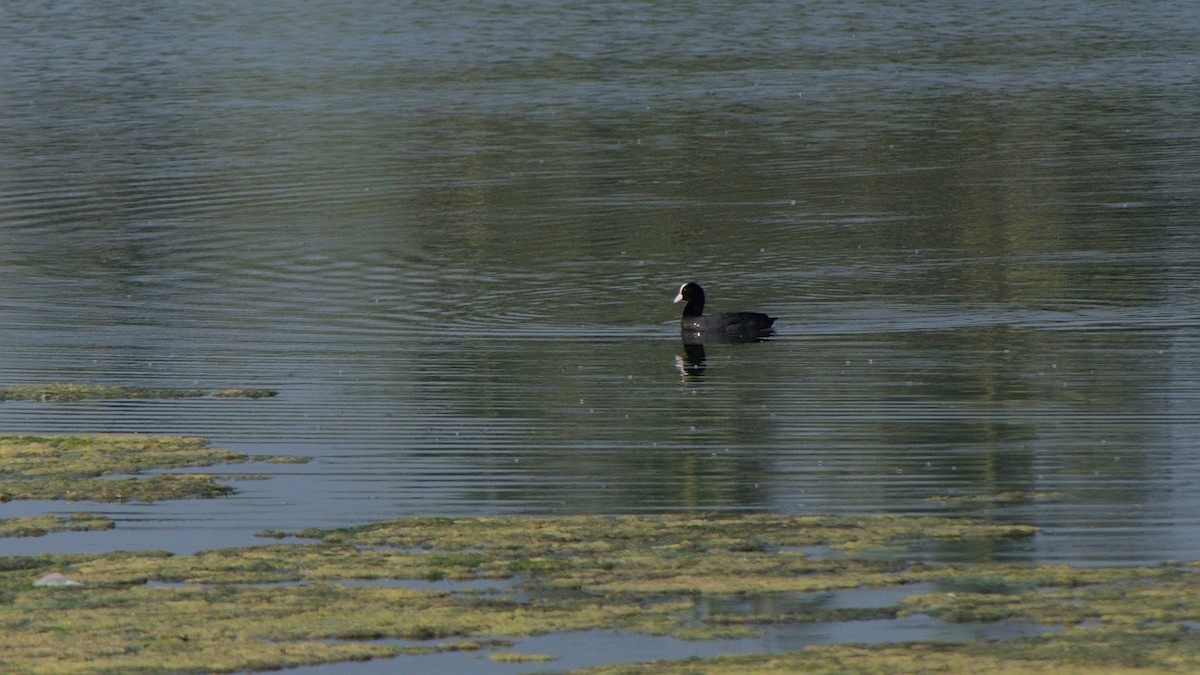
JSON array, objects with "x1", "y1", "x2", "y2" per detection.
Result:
[{"x1": 34, "y1": 573, "x2": 83, "y2": 587}]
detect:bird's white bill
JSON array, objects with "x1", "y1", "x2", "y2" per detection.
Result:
[{"x1": 673, "y1": 285, "x2": 686, "y2": 303}]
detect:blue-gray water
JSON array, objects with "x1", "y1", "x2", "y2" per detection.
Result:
[{"x1": 2, "y1": 0, "x2": 1199, "y2": 578}]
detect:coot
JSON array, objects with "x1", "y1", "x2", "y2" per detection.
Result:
[{"x1": 674, "y1": 282, "x2": 776, "y2": 336}]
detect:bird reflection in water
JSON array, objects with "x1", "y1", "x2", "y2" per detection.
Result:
[
  {"x1": 675, "y1": 330, "x2": 772, "y2": 378},
  {"x1": 677, "y1": 340, "x2": 708, "y2": 377}
]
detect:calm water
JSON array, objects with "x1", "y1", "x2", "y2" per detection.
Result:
[{"x1": 2, "y1": 0, "x2": 1199, "y2": 577}]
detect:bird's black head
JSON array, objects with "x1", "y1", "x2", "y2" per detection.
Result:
[{"x1": 673, "y1": 282, "x2": 705, "y2": 317}]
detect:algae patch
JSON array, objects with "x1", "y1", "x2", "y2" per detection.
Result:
[
  {"x1": 211, "y1": 388, "x2": 279, "y2": 399},
  {"x1": 0, "y1": 434, "x2": 306, "y2": 503},
  {"x1": 3, "y1": 514, "x2": 1198, "y2": 673},
  {"x1": 2, "y1": 497, "x2": 1200, "y2": 667},
  {"x1": 0, "y1": 513, "x2": 1043, "y2": 673},
  {"x1": 0, "y1": 513, "x2": 114, "y2": 538},
  {"x1": 490, "y1": 651, "x2": 557, "y2": 663},
  {"x1": 925, "y1": 490, "x2": 1065, "y2": 506},
  {"x1": 0, "y1": 383, "x2": 277, "y2": 402}
]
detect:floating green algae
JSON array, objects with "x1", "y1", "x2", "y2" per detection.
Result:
[
  {"x1": 0, "y1": 383, "x2": 276, "y2": 402},
  {"x1": 0, "y1": 513, "x2": 114, "y2": 538},
  {"x1": 7, "y1": 497, "x2": 1200, "y2": 667},
  {"x1": 294, "y1": 512, "x2": 1039, "y2": 555},
  {"x1": 924, "y1": 490, "x2": 1066, "y2": 506},
  {"x1": 576, "y1": 629, "x2": 1200, "y2": 675},
  {"x1": 0, "y1": 513, "x2": 1032, "y2": 672},
  {"x1": 0, "y1": 435, "x2": 306, "y2": 503},
  {"x1": 280, "y1": 513, "x2": 1039, "y2": 595},
  {"x1": 489, "y1": 652, "x2": 558, "y2": 663},
  {"x1": 2, "y1": 514, "x2": 1199, "y2": 673},
  {"x1": 211, "y1": 388, "x2": 278, "y2": 399}
]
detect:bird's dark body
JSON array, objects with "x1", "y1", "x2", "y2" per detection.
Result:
[
  {"x1": 680, "y1": 312, "x2": 775, "y2": 334},
  {"x1": 674, "y1": 282, "x2": 776, "y2": 337}
]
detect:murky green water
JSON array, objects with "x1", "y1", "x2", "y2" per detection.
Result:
[{"x1": 2, "y1": 0, "x2": 1199, "y2": 577}]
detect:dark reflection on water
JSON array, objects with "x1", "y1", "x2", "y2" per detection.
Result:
[
  {"x1": 677, "y1": 342, "x2": 708, "y2": 377},
  {"x1": 1, "y1": 1, "x2": 1199, "y2": 571},
  {"x1": 677, "y1": 330, "x2": 777, "y2": 378}
]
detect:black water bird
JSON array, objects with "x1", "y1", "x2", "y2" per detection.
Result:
[{"x1": 673, "y1": 282, "x2": 776, "y2": 339}]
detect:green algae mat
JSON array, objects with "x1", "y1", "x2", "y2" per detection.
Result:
[
  {"x1": 3, "y1": 431, "x2": 1200, "y2": 673},
  {"x1": 0, "y1": 383, "x2": 277, "y2": 402},
  {"x1": 0, "y1": 434, "x2": 303, "y2": 504},
  {"x1": 3, "y1": 510, "x2": 1200, "y2": 673}
]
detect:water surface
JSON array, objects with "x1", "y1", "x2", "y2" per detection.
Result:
[{"x1": 1, "y1": 1, "x2": 1199, "y2": 571}]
